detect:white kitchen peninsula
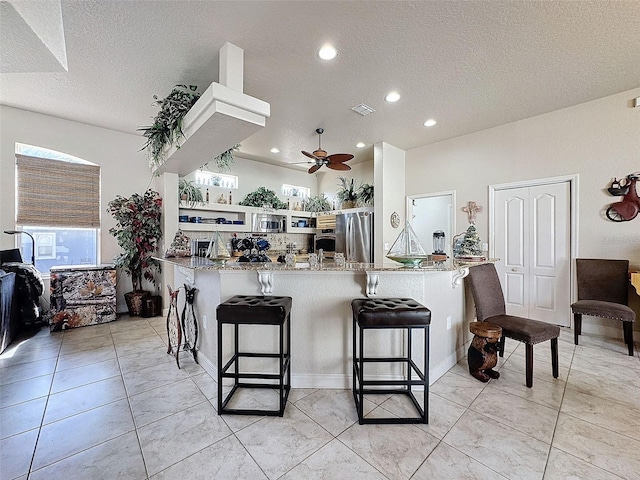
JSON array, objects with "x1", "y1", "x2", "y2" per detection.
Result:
[{"x1": 160, "y1": 257, "x2": 478, "y2": 388}]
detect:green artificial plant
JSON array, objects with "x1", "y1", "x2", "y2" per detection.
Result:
[
  {"x1": 238, "y1": 187, "x2": 287, "y2": 209},
  {"x1": 178, "y1": 178, "x2": 204, "y2": 207},
  {"x1": 303, "y1": 194, "x2": 332, "y2": 213}
]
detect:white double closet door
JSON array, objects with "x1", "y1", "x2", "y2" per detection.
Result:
[{"x1": 493, "y1": 182, "x2": 571, "y2": 326}]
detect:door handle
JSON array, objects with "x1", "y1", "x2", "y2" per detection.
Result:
[{"x1": 511, "y1": 268, "x2": 518, "y2": 272}]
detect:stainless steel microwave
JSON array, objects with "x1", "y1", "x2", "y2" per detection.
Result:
[{"x1": 251, "y1": 213, "x2": 285, "y2": 233}]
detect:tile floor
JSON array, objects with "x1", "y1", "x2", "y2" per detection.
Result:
[{"x1": 1, "y1": 316, "x2": 639, "y2": 480}]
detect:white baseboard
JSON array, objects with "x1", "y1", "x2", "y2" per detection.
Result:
[{"x1": 196, "y1": 351, "x2": 217, "y2": 378}]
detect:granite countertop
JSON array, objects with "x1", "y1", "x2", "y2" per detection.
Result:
[{"x1": 155, "y1": 256, "x2": 495, "y2": 272}]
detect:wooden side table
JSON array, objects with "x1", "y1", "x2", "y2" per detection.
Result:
[
  {"x1": 630, "y1": 271, "x2": 640, "y2": 296},
  {"x1": 468, "y1": 322, "x2": 502, "y2": 382}
]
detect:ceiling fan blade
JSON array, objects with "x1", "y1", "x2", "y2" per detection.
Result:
[
  {"x1": 327, "y1": 162, "x2": 351, "y2": 171},
  {"x1": 308, "y1": 164, "x2": 322, "y2": 174},
  {"x1": 327, "y1": 153, "x2": 354, "y2": 163},
  {"x1": 302, "y1": 150, "x2": 318, "y2": 160}
]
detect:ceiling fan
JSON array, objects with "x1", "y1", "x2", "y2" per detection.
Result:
[{"x1": 300, "y1": 128, "x2": 353, "y2": 174}]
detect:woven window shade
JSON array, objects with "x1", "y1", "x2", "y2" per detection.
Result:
[{"x1": 16, "y1": 154, "x2": 100, "y2": 228}]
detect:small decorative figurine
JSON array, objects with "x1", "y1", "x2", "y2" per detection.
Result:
[
  {"x1": 217, "y1": 193, "x2": 228, "y2": 204},
  {"x1": 166, "y1": 285, "x2": 182, "y2": 368},
  {"x1": 468, "y1": 322, "x2": 502, "y2": 382},
  {"x1": 181, "y1": 284, "x2": 199, "y2": 364},
  {"x1": 165, "y1": 229, "x2": 191, "y2": 257}
]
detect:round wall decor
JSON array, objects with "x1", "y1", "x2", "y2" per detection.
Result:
[{"x1": 390, "y1": 212, "x2": 400, "y2": 228}]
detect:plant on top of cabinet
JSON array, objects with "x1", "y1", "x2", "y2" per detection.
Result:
[
  {"x1": 178, "y1": 178, "x2": 204, "y2": 207},
  {"x1": 138, "y1": 84, "x2": 201, "y2": 171},
  {"x1": 107, "y1": 189, "x2": 162, "y2": 315},
  {"x1": 238, "y1": 186, "x2": 287, "y2": 210},
  {"x1": 357, "y1": 183, "x2": 374, "y2": 207},
  {"x1": 336, "y1": 177, "x2": 358, "y2": 208},
  {"x1": 303, "y1": 194, "x2": 332, "y2": 213}
]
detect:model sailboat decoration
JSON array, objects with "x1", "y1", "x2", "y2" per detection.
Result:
[{"x1": 207, "y1": 231, "x2": 231, "y2": 265}]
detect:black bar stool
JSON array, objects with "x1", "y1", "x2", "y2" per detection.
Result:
[
  {"x1": 351, "y1": 297, "x2": 431, "y2": 424},
  {"x1": 217, "y1": 295, "x2": 292, "y2": 416}
]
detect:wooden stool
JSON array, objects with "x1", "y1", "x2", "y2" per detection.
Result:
[{"x1": 468, "y1": 322, "x2": 502, "y2": 382}]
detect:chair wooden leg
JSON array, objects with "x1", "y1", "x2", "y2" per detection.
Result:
[
  {"x1": 498, "y1": 336, "x2": 506, "y2": 358},
  {"x1": 551, "y1": 338, "x2": 559, "y2": 379},
  {"x1": 573, "y1": 313, "x2": 582, "y2": 345},
  {"x1": 623, "y1": 322, "x2": 634, "y2": 357},
  {"x1": 525, "y1": 343, "x2": 533, "y2": 388}
]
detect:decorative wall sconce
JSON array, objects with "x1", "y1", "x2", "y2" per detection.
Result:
[{"x1": 606, "y1": 173, "x2": 639, "y2": 222}]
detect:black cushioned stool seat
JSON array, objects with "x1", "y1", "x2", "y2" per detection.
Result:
[
  {"x1": 351, "y1": 297, "x2": 431, "y2": 424},
  {"x1": 217, "y1": 295, "x2": 292, "y2": 416}
]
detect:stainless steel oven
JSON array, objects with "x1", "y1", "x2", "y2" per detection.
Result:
[{"x1": 314, "y1": 233, "x2": 336, "y2": 258}]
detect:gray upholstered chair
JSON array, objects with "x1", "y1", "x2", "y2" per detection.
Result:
[
  {"x1": 572, "y1": 259, "x2": 635, "y2": 356},
  {"x1": 466, "y1": 263, "x2": 560, "y2": 388}
]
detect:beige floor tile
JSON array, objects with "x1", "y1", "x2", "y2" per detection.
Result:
[
  {"x1": 138, "y1": 401, "x2": 231, "y2": 476},
  {"x1": 0, "y1": 396, "x2": 47, "y2": 439},
  {"x1": 61, "y1": 323, "x2": 112, "y2": 341},
  {"x1": 56, "y1": 344, "x2": 116, "y2": 372},
  {"x1": 487, "y1": 367, "x2": 566, "y2": 410},
  {"x1": 50, "y1": 358, "x2": 120, "y2": 393},
  {"x1": 288, "y1": 387, "x2": 318, "y2": 403},
  {"x1": 443, "y1": 410, "x2": 549, "y2": 480},
  {"x1": 130, "y1": 377, "x2": 207, "y2": 427},
  {"x1": 114, "y1": 335, "x2": 166, "y2": 358},
  {"x1": 32, "y1": 398, "x2": 135, "y2": 470},
  {"x1": 552, "y1": 413, "x2": 640, "y2": 480},
  {"x1": 191, "y1": 371, "x2": 217, "y2": 399},
  {"x1": 151, "y1": 435, "x2": 267, "y2": 480},
  {"x1": 469, "y1": 388, "x2": 559, "y2": 443},
  {"x1": 430, "y1": 370, "x2": 487, "y2": 408},
  {"x1": 280, "y1": 438, "x2": 387, "y2": 480},
  {"x1": 565, "y1": 368, "x2": 640, "y2": 411},
  {"x1": 121, "y1": 361, "x2": 190, "y2": 396},
  {"x1": 500, "y1": 350, "x2": 569, "y2": 382},
  {"x1": 338, "y1": 415, "x2": 439, "y2": 480},
  {"x1": 236, "y1": 405, "x2": 333, "y2": 479},
  {"x1": 543, "y1": 447, "x2": 622, "y2": 480},
  {"x1": 117, "y1": 346, "x2": 175, "y2": 375},
  {"x1": 0, "y1": 428, "x2": 39, "y2": 479},
  {"x1": 44, "y1": 376, "x2": 127, "y2": 424},
  {"x1": 109, "y1": 317, "x2": 153, "y2": 334},
  {"x1": 0, "y1": 357, "x2": 57, "y2": 386},
  {"x1": 0, "y1": 374, "x2": 52, "y2": 408},
  {"x1": 59, "y1": 333, "x2": 114, "y2": 355},
  {"x1": 413, "y1": 442, "x2": 507, "y2": 479},
  {"x1": 295, "y1": 388, "x2": 374, "y2": 436},
  {"x1": 570, "y1": 351, "x2": 640, "y2": 385},
  {"x1": 29, "y1": 431, "x2": 146, "y2": 480}
]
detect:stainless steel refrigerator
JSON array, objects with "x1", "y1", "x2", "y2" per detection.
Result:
[{"x1": 335, "y1": 211, "x2": 374, "y2": 263}]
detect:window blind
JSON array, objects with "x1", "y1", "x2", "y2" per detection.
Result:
[{"x1": 16, "y1": 154, "x2": 100, "y2": 228}]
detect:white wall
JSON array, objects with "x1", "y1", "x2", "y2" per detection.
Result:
[
  {"x1": 0, "y1": 105, "x2": 158, "y2": 310},
  {"x1": 405, "y1": 88, "x2": 640, "y2": 332}
]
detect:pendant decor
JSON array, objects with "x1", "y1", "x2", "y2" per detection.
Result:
[
  {"x1": 605, "y1": 173, "x2": 639, "y2": 222},
  {"x1": 166, "y1": 285, "x2": 182, "y2": 369},
  {"x1": 181, "y1": 284, "x2": 199, "y2": 364}
]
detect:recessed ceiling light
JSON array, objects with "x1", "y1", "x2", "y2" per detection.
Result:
[
  {"x1": 270, "y1": 148, "x2": 280, "y2": 153},
  {"x1": 385, "y1": 91, "x2": 401, "y2": 102},
  {"x1": 355, "y1": 142, "x2": 366, "y2": 148},
  {"x1": 318, "y1": 44, "x2": 337, "y2": 60},
  {"x1": 423, "y1": 119, "x2": 437, "y2": 127}
]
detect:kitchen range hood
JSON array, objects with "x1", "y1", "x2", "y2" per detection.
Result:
[{"x1": 154, "y1": 42, "x2": 270, "y2": 176}]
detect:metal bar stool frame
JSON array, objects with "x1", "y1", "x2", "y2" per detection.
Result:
[
  {"x1": 217, "y1": 296, "x2": 291, "y2": 417},
  {"x1": 352, "y1": 302, "x2": 430, "y2": 425}
]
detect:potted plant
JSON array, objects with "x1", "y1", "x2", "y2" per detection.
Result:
[
  {"x1": 357, "y1": 183, "x2": 374, "y2": 206},
  {"x1": 303, "y1": 194, "x2": 332, "y2": 213},
  {"x1": 238, "y1": 187, "x2": 288, "y2": 209},
  {"x1": 107, "y1": 189, "x2": 163, "y2": 316},
  {"x1": 139, "y1": 85, "x2": 201, "y2": 170},
  {"x1": 336, "y1": 177, "x2": 358, "y2": 209},
  {"x1": 178, "y1": 178, "x2": 204, "y2": 207}
]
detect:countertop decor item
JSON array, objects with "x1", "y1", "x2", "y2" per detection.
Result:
[
  {"x1": 386, "y1": 221, "x2": 429, "y2": 267},
  {"x1": 107, "y1": 189, "x2": 162, "y2": 314},
  {"x1": 139, "y1": 84, "x2": 200, "y2": 171},
  {"x1": 453, "y1": 225, "x2": 484, "y2": 259},
  {"x1": 165, "y1": 229, "x2": 191, "y2": 257},
  {"x1": 238, "y1": 187, "x2": 287, "y2": 209}
]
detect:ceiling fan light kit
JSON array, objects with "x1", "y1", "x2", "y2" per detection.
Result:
[{"x1": 300, "y1": 128, "x2": 354, "y2": 174}]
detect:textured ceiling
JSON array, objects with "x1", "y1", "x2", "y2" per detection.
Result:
[{"x1": 1, "y1": 0, "x2": 639, "y2": 170}]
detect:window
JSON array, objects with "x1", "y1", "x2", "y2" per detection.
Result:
[
  {"x1": 14, "y1": 143, "x2": 100, "y2": 273},
  {"x1": 282, "y1": 184, "x2": 310, "y2": 199},
  {"x1": 195, "y1": 170, "x2": 238, "y2": 189}
]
